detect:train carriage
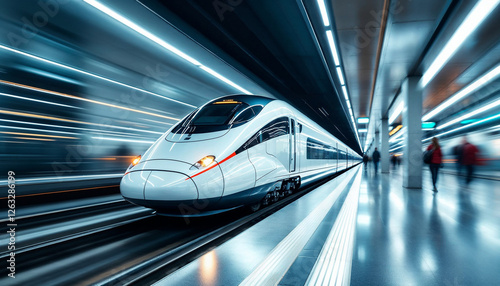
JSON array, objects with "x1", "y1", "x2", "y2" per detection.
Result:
[{"x1": 120, "y1": 95, "x2": 360, "y2": 216}]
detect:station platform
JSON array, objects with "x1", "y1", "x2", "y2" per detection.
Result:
[{"x1": 154, "y1": 165, "x2": 500, "y2": 285}]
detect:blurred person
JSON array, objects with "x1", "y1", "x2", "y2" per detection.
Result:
[
  {"x1": 452, "y1": 141, "x2": 464, "y2": 176},
  {"x1": 461, "y1": 136, "x2": 479, "y2": 185},
  {"x1": 363, "y1": 154, "x2": 369, "y2": 169},
  {"x1": 372, "y1": 147, "x2": 380, "y2": 173},
  {"x1": 391, "y1": 154, "x2": 397, "y2": 169},
  {"x1": 426, "y1": 137, "x2": 443, "y2": 192}
]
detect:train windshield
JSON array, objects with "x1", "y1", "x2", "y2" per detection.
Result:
[
  {"x1": 171, "y1": 101, "x2": 262, "y2": 134},
  {"x1": 191, "y1": 103, "x2": 242, "y2": 126}
]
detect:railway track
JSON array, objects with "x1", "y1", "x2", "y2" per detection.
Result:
[{"x1": 0, "y1": 167, "x2": 355, "y2": 285}]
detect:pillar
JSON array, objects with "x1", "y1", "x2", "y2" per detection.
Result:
[
  {"x1": 402, "y1": 77, "x2": 422, "y2": 189},
  {"x1": 381, "y1": 118, "x2": 390, "y2": 173}
]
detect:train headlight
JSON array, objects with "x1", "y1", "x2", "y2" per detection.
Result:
[
  {"x1": 192, "y1": 155, "x2": 215, "y2": 169},
  {"x1": 131, "y1": 155, "x2": 141, "y2": 166}
]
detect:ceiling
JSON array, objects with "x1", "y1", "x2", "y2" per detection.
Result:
[
  {"x1": 1, "y1": 0, "x2": 499, "y2": 160},
  {"x1": 139, "y1": 0, "x2": 500, "y2": 153}
]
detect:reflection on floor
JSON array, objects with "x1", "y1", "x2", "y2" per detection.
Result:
[
  {"x1": 352, "y1": 165, "x2": 500, "y2": 285},
  {"x1": 154, "y1": 165, "x2": 500, "y2": 285}
]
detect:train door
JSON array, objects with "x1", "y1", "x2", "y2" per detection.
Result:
[{"x1": 289, "y1": 118, "x2": 296, "y2": 172}]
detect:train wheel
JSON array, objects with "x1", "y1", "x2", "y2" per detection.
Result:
[
  {"x1": 295, "y1": 177, "x2": 301, "y2": 190},
  {"x1": 248, "y1": 202, "x2": 261, "y2": 212}
]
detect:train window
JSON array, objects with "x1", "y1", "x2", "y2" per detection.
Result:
[
  {"x1": 306, "y1": 138, "x2": 337, "y2": 159},
  {"x1": 260, "y1": 117, "x2": 289, "y2": 142},
  {"x1": 237, "y1": 117, "x2": 289, "y2": 152},
  {"x1": 231, "y1": 105, "x2": 263, "y2": 125}
]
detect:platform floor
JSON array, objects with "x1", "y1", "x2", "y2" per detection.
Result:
[{"x1": 155, "y1": 165, "x2": 500, "y2": 285}]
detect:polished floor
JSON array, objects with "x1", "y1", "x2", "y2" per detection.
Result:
[
  {"x1": 155, "y1": 165, "x2": 500, "y2": 285},
  {"x1": 352, "y1": 164, "x2": 500, "y2": 285}
]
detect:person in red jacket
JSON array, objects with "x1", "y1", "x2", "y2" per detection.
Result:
[
  {"x1": 461, "y1": 136, "x2": 479, "y2": 185},
  {"x1": 427, "y1": 137, "x2": 443, "y2": 192}
]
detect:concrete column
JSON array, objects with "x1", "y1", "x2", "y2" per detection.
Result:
[
  {"x1": 381, "y1": 118, "x2": 390, "y2": 173},
  {"x1": 402, "y1": 77, "x2": 422, "y2": 189}
]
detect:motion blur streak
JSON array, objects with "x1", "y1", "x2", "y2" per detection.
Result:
[
  {"x1": 0, "y1": 119, "x2": 164, "y2": 136},
  {"x1": 0, "y1": 125, "x2": 78, "y2": 136},
  {"x1": 13, "y1": 136, "x2": 54, "y2": 142},
  {"x1": 0, "y1": 44, "x2": 196, "y2": 108},
  {"x1": 0, "y1": 109, "x2": 89, "y2": 124},
  {"x1": 0, "y1": 131, "x2": 78, "y2": 140},
  {"x1": 0, "y1": 80, "x2": 180, "y2": 121},
  {"x1": 0, "y1": 110, "x2": 165, "y2": 135},
  {"x1": 0, "y1": 185, "x2": 120, "y2": 199},
  {"x1": 91, "y1": 136, "x2": 155, "y2": 144},
  {"x1": 0, "y1": 92, "x2": 81, "y2": 109},
  {"x1": 0, "y1": 109, "x2": 89, "y2": 125}
]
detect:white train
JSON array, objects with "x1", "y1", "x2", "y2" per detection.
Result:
[{"x1": 121, "y1": 95, "x2": 361, "y2": 216}]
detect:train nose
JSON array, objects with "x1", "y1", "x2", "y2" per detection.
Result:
[{"x1": 144, "y1": 171, "x2": 198, "y2": 201}]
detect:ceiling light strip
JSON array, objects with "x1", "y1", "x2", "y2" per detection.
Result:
[
  {"x1": 84, "y1": 0, "x2": 252, "y2": 95},
  {"x1": 336, "y1": 67, "x2": 345, "y2": 85},
  {"x1": 317, "y1": 0, "x2": 330, "y2": 26},
  {"x1": 325, "y1": 30, "x2": 340, "y2": 66},
  {"x1": 421, "y1": 0, "x2": 500, "y2": 87}
]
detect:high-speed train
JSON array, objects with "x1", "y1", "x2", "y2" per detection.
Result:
[{"x1": 121, "y1": 95, "x2": 361, "y2": 216}]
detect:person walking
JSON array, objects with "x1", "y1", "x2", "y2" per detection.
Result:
[
  {"x1": 427, "y1": 137, "x2": 443, "y2": 192},
  {"x1": 391, "y1": 154, "x2": 397, "y2": 169},
  {"x1": 363, "y1": 154, "x2": 369, "y2": 169},
  {"x1": 461, "y1": 137, "x2": 479, "y2": 185},
  {"x1": 453, "y1": 142, "x2": 464, "y2": 176},
  {"x1": 372, "y1": 147, "x2": 380, "y2": 173}
]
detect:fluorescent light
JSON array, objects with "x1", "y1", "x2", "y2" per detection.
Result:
[
  {"x1": 336, "y1": 67, "x2": 345, "y2": 85},
  {"x1": 358, "y1": 129, "x2": 367, "y2": 133},
  {"x1": 0, "y1": 44, "x2": 195, "y2": 108},
  {"x1": 326, "y1": 30, "x2": 340, "y2": 66},
  {"x1": 423, "y1": 65, "x2": 500, "y2": 121},
  {"x1": 389, "y1": 101, "x2": 404, "y2": 124},
  {"x1": 421, "y1": 0, "x2": 500, "y2": 87},
  {"x1": 85, "y1": 0, "x2": 200, "y2": 66},
  {"x1": 199, "y1": 66, "x2": 251, "y2": 94},
  {"x1": 84, "y1": 0, "x2": 252, "y2": 96},
  {"x1": 358, "y1": 117, "x2": 369, "y2": 124},
  {"x1": 422, "y1": 122, "x2": 436, "y2": 129},
  {"x1": 342, "y1": 86, "x2": 349, "y2": 101},
  {"x1": 317, "y1": 0, "x2": 330, "y2": 26},
  {"x1": 437, "y1": 99, "x2": 500, "y2": 130}
]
